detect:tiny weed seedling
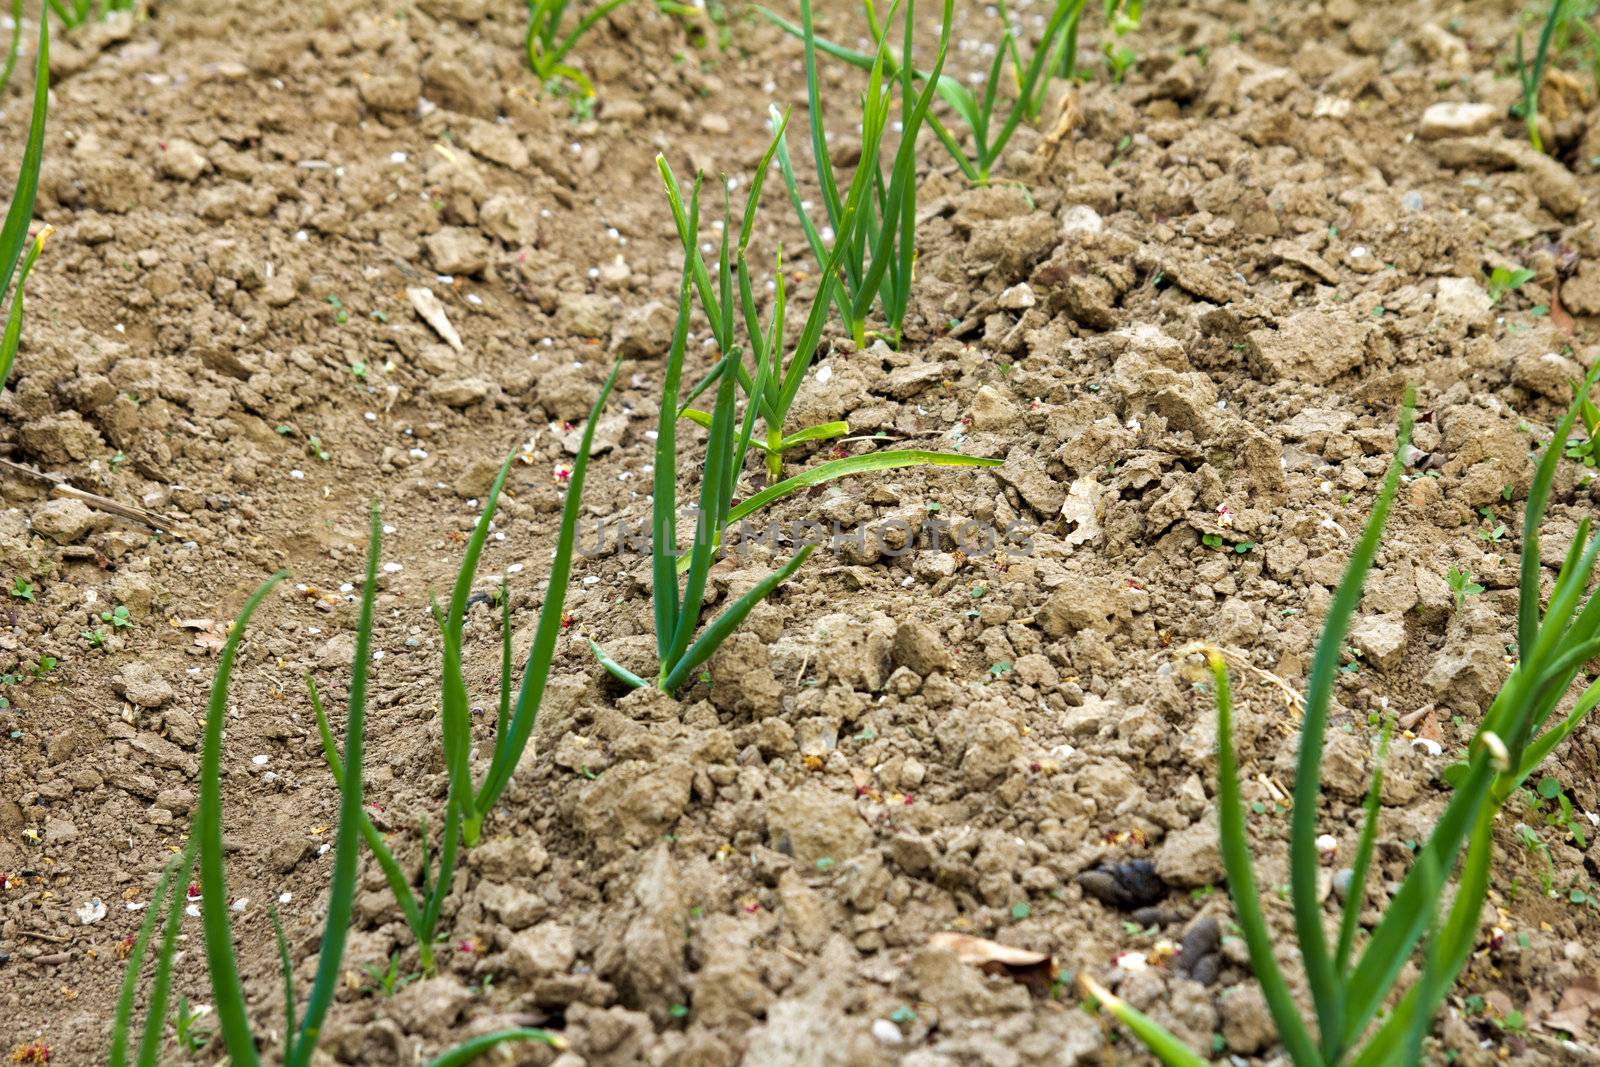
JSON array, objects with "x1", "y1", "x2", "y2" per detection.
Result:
[
  {"x1": 1487, "y1": 265, "x2": 1536, "y2": 304},
  {"x1": 9, "y1": 578, "x2": 34, "y2": 602},
  {"x1": 1447, "y1": 566, "x2": 1484, "y2": 611},
  {"x1": 114, "y1": 515, "x2": 561, "y2": 1067},
  {"x1": 101, "y1": 604, "x2": 132, "y2": 630},
  {"x1": 1565, "y1": 379, "x2": 1600, "y2": 468},
  {"x1": 364, "y1": 951, "x2": 419, "y2": 999},
  {"x1": 1535, "y1": 775, "x2": 1588, "y2": 846},
  {"x1": 1084, "y1": 368, "x2": 1600, "y2": 1065},
  {"x1": 764, "y1": 0, "x2": 1092, "y2": 186},
  {"x1": 524, "y1": 0, "x2": 632, "y2": 96},
  {"x1": 1514, "y1": 822, "x2": 1557, "y2": 896},
  {"x1": 1514, "y1": 0, "x2": 1568, "y2": 153},
  {"x1": 170, "y1": 996, "x2": 213, "y2": 1054},
  {"x1": 1, "y1": 15, "x2": 49, "y2": 395}
]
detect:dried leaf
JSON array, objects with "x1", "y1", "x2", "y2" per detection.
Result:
[
  {"x1": 1543, "y1": 976, "x2": 1600, "y2": 1038},
  {"x1": 408, "y1": 286, "x2": 463, "y2": 351},
  {"x1": 928, "y1": 932, "x2": 1055, "y2": 989}
]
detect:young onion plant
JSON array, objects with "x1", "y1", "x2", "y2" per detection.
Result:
[
  {"x1": 524, "y1": 0, "x2": 635, "y2": 96},
  {"x1": 44, "y1": 0, "x2": 134, "y2": 30},
  {"x1": 1084, "y1": 371, "x2": 1600, "y2": 1066},
  {"x1": 1, "y1": 0, "x2": 22, "y2": 95},
  {"x1": 763, "y1": 0, "x2": 1089, "y2": 187},
  {"x1": 588, "y1": 223, "x2": 816, "y2": 692},
  {"x1": 304, "y1": 366, "x2": 618, "y2": 986},
  {"x1": 1, "y1": 12, "x2": 48, "y2": 392},
  {"x1": 659, "y1": 123, "x2": 994, "y2": 496},
  {"x1": 112, "y1": 516, "x2": 558, "y2": 1065},
  {"x1": 1514, "y1": 0, "x2": 1569, "y2": 153},
  {"x1": 766, "y1": 0, "x2": 951, "y2": 350}
]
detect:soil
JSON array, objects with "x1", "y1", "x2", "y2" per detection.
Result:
[{"x1": 2, "y1": 0, "x2": 1600, "y2": 1064}]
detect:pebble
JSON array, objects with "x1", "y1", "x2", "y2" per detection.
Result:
[
  {"x1": 871, "y1": 1019, "x2": 903, "y2": 1045},
  {"x1": 1416, "y1": 101, "x2": 1498, "y2": 139}
]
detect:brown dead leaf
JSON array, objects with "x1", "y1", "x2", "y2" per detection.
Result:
[
  {"x1": 1542, "y1": 976, "x2": 1600, "y2": 1038},
  {"x1": 928, "y1": 932, "x2": 1055, "y2": 990},
  {"x1": 1417, "y1": 712, "x2": 1444, "y2": 745}
]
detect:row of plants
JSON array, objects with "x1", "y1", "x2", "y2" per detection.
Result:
[
  {"x1": 101, "y1": 1, "x2": 1007, "y2": 1060},
  {"x1": 1084, "y1": 375, "x2": 1600, "y2": 1064},
  {"x1": 2, "y1": 0, "x2": 1595, "y2": 1063}
]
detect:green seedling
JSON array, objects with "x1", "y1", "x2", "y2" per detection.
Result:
[
  {"x1": 44, "y1": 0, "x2": 135, "y2": 29},
  {"x1": 658, "y1": 126, "x2": 997, "y2": 487},
  {"x1": 363, "y1": 951, "x2": 418, "y2": 999},
  {"x1": 100, "y1": 604, "x2": 132, "y2": 630},
  {"x1": 524, "y1": 0, "x2": 632, "y2": 96},
  {"x1": 170, "y1": 996, "x2": 213, "y2": 1054},
  {"x1": 588, "y1": 231, "x2": 815, "y2": 693},
  {"x1": 81, "y1": 628, "x2": 105, "y2": 649},
  {"x1": 114, "y1": 518, "x2": 559, "y2": 1067},
  {"x1": 307, "y1": 366, "x2": 617, "y2": 986},
  {"x1": 768, "y1": 0, "x2": 952, "y2": 350},
  {"x1": 1083, "y1": 367, "x2": 1600, "y2": 1065},
  {"x1": 1535, "y1": 775, "x2": 1588, "y2": 846},
  {"x1": 0, "y1": 0, "x2": 20, "y2": 96},
  {"x1": 9, "y1": 578, "x2": 34, "y2": 601},
  {"x1": 1099, "y1": 0, "x2": 1143, "y2": 82},
  {"x1": 1, "y1": 15, "x2": 48, "y2": 395},
  {"x1": 1446, "y1": 566, "x2": 1484, "y2": 611},
  {"x1": 1565, "y1": 378, "x2": 1600, "y2": 467},
  {"x1": 1514, "y1": 0, "x2": 1568, "y2": 153},
  {"x1": 763, "y1": 0, "x2": 1092, "y2": 186},
  {"x1": 1514, "y1": 822, "x2": 1557, "y2": 897},
  {"x1": 1487, "y1": 266, "x2": 1535, "y2": 304}
]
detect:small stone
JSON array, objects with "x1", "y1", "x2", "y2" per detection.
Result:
[
  {"x1": 871, "y1": 1019, "x2": 903, "y2": 1045},
  {"x1": 506, "y1": 922, "x2": 576, "y2": 978},
  {"x1": 156, "y1": 138, "x2": 211, "y2": 181},
  {"x1": 461, "y1": 121, "x2": 530, "y2": 170},
  {"x1": 115, "y1": 662, "x2": 175, "y2": 709},
  {"x1": 1513, "y1": 350, "x2": 1584, "y2": 402},
  {"x1": 429, "y1": 377, "x2": 493, "y2": 408},
  {"x1": 611, "y1": 300, "x2": 675, "y2": 359},
  {"x1": 1350, "y1": 613, "x2": 1407, "y2": 672},
  {"x1": 1417, "y1": 101, "x2": 1498, "y2": 140},
  {"x1": 1433, "y1": 277, "x2": 1493, "y2": 333},
  {"x1": 31, "y1": 498, "x2": 99, "y2": 544},
  {"x1": 1060, "y1": 204, "x2": 1104, "y2": 237},
  {"x1": 1331, "y1": 867, "x2": 1355, "y2": 900},
  {"x1": 891, "y1": 621, "x2": 950, "y2": 676},
  {"x1": 969, "y1": 385, "x2": 1019, "y2": 431},
  {"x1": 998, "y1": 282, "x2": 1036, "y2": 309},
  {"x1": 425, "y1": 227, "x2": 490, "y2": 277},
  {"x1": 1154, "y1": 817, "x2": 1224, "y2": 888}
]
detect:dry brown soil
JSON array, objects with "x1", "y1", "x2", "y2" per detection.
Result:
[{"x1": 3, "y1": 0, "x2": 1600, "y2": 1063}]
